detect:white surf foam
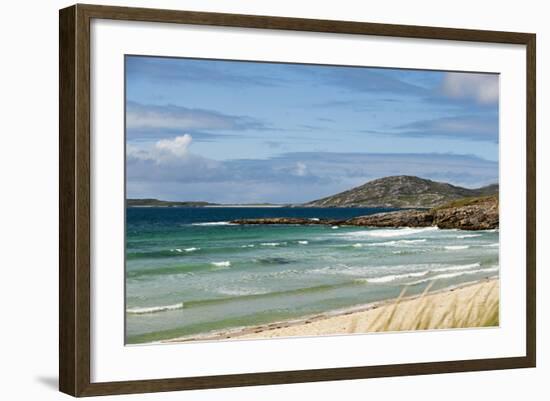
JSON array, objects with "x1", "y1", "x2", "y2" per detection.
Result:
[
  {"x1": 311, "y1": 261, "x2": 492, "y2": 285},
  {"x1": 184, "y1": 247, "x2": 199, "y2": 252},
  {"x1": 260, "y1": 242, "x2": 285, "y2": 247},
  {"x1": 445, "y1": 245, "x2": 470, "y2": 250},
  {"x1": 432, "y1": 263, "x2": 480, "y2": 273},
  {"x1": 368, "y1": 239, "x2": 427, "y2": 247},
  {"x1": 357, "y1": 271, "x2": 429, "y2": 284},
  {"x1": 342, "y1": 226, "x2": 438, "y2": 239},
  {"x1": 407, "y1": 266, "x2": 499, "y2": 285},
  {"x1": 297, "y1": 240, "x2": 309, "y2": 245},
  {"x1": 354, "y1": 263, "x2": 482, "y2": 284},
  {"x1": 192, "y1": 221, "x2": 235, "y2": 226},
  {"x1": 126, "y1": 303, "x2": 184, "y2": 315},
  {"x1": 483, "y1": 243, "x2": 499, "y2": 247},
  {"x1": 211, "y1": 261, "x2": 231, "y2": 268},
  {"x1": 457, "y1": 234, "x2": 482, "y2": 239}
]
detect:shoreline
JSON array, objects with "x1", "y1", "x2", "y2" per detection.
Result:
[{"x1": 160, "y1": 277, "x2": 499, "y2": 344}]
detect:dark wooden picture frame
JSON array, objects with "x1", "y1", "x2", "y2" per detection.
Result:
[{"x1": 59, "y1": 3, "x2": 536, "y2": 397}]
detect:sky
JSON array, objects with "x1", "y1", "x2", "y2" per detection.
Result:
[{"x1": 126, "y1": 56, "x2": 499, "y2": 204}]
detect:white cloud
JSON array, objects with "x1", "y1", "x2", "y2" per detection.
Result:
[
  {"x1": 126, "y1": 134, "x2": 223, "y2": 184},
  {"x1": 441, "y1": 73, "x2": 499, "y2": 104},
  {"x1": 155, "y1": 134, "x2": 192, "y2": 159},
  {"x1": 127, "y1": 134, "x2": 196, "y2": 165}
]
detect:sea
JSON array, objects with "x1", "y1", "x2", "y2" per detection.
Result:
[{"x1": 125, "y1": 207, "x2": 499, "y2": 344}]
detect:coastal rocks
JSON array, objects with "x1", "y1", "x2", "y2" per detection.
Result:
[
  {"x1": 345, "y1": 209, "x2": 434, "y2": 227},
  {"x1": 433, "y1": 196, "x2": 499, "y2": 230},
  {"x1": 231, "y1": 195, "x2": 499, "y2": 231},
  {"x1": 346, "y1": 196, "x2": 498, "y2": 230}
]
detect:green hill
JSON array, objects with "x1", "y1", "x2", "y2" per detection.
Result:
[{"x1": 306, "y1": 175, "x2": 498, "y2": 208}]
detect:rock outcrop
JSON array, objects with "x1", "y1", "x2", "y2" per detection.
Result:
[
  {"x1": 232, "y1": 195, "x2": 499, "y2": 231},
  {"x1": 432, "y1": 196, "x2": 499, "y2": 230},
  {"x1": 345, "y1": 209, "x2": 434, "y2": 227}
]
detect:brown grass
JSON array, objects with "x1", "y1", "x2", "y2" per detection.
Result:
[
  {"x1": 433, "y1": 194, "x2": 499, "y2": 211},
  {"x1": 355, "y1": 281, "x2": 499, "y2": 333}
]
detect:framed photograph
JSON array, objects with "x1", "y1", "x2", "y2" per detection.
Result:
[{"x1": 59, "y1": 4, "x2": 536, "y2": 397}]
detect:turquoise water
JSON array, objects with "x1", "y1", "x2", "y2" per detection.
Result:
[{"x1": 125, "y1": 207, "x2": 499, "y2": 344}]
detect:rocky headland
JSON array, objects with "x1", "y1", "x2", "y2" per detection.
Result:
[{"x1": 232, "y1": 195, "x2": 498, "y2": 231}]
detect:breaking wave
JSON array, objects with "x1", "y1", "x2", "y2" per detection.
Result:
[
  {"x1": 211, "y1": 261, "x2": 231, "y2": 268},
  {"x1": 126, "y1": 303, "x2": 184, "y2": 315},
  {"x1": 341, "y1": 226, "x2": 438, "y2": 239},
  {"x1": 368, "y1": 239, "x2": 427, "y2": 247},
  {"x1": 356, "y1": 271, "x2": 429, "y2": 283},
  {"x1": 191, "y1": 221, "x2": 235, "y2": 226},
  {"x1": 444, "y1": 245, "x2": 470, "y2": 250},
  {"x1": 407, "y1": 266, "x2": 499, "y2": 285},
  {"x1": 355, "y1": 263, "x2": 483, "y2": 284}
]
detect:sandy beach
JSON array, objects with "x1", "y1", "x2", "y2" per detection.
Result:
[{"x1": 163, "y1": 277, "x2": 499, "y2": 343}]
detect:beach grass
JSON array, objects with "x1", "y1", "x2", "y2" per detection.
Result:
[{"x1": 353, "y1": 280, "x2": 499, "y2": 334}]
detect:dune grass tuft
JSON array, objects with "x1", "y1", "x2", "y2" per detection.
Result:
[{"x1": 352, "y1": 280, "x2": 499, "y2": 333}]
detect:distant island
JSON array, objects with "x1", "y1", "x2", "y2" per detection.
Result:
[
  {"x1": 126, "y1": 198, "x2": 284, "y2": 208},
  {"x1": 127, "y1": 175, "x2": 498, "y2": 209},
  {"x1": 126, "y1": 199, "x2": 217, "y2": 207}
]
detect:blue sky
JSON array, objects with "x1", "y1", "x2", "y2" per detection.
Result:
[{"x1": 126, "y1": 56, "x2": 499, "y2": 203}]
